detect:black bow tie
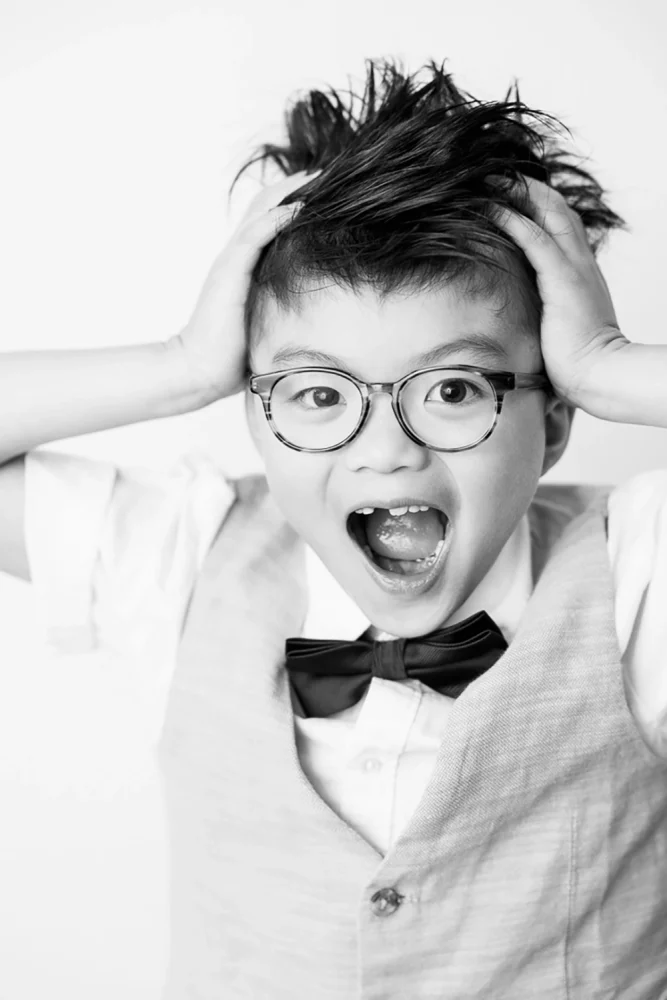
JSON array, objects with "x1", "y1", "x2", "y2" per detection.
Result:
[{"x1": 284, "y1": 610, "x2": 508, "y2": 718}]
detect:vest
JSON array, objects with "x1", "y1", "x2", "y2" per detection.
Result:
[{"x1": 156, "y1": 477, "x2": 667, "y2": 1000}]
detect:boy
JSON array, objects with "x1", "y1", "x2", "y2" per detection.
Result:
[{"x1": 2, "y1": 60, "x2": 667, "y2": 997}]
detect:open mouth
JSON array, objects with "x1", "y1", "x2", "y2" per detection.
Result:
[{"x1": 346, "y1": 506, "x2": 449, "y2": 578}]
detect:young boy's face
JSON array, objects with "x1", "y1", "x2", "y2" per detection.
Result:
[{"x1": 246, "y1": 281, "x2": 572, "y2": 637}]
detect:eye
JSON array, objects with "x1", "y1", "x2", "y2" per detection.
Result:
[
  {"x1": 291, "y1": 386, "x2": 343, "y2": 409},
  {"x1": 426, "y1": 378, "x2": 483, "y2": 405}
]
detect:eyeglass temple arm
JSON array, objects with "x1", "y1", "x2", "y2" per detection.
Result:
[{"x1": 513, "y1": 372, "x2": 554, "y2": 392}]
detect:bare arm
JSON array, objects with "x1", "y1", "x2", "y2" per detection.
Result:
[
  {"x1": 0, "y1": 339, "x2": 211, "y2": 581},
  {"x1": 0, "y1": 170, "x2": 315, "y2": 582},
  {"x1": 0, "y1": 340, "x2": 211, "y2": 468}
]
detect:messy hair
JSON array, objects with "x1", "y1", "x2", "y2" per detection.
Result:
[{"x1": 235, "y1": 59, "x2": 624, "y2": 353}]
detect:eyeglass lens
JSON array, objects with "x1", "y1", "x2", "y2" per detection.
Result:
[{"x1": 269, "y1": 369, "x2": 497, "y2": 450}]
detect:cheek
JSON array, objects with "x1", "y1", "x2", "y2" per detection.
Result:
[
  {"x1": 491, "y1": 388, "x2": 547, "y2": 469},
  {"x1": 496, "y1": 420, "x2": 546, "y2": 516},
  {"x1": 246, "y1": 395, "x2": 334, "y2": 529},
  {"x1": 262, "y1": 455, "x2": 331, "y2": 534},
  {"x1": 439, "y1": 401, "x2": 546, "y2": 531}
]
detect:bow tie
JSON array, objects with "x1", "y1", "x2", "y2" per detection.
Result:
[{"x1": 284, "y1": 610, "x2": 508, "y2": 718}]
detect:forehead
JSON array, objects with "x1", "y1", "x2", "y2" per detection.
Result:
[{"x1": 251, "y1": 281, "x2": 541, "y2": 379}]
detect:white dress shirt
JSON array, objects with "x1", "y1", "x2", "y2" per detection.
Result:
[{"x1": 23, "y1": 450, "x2": 667, "y2": 854}]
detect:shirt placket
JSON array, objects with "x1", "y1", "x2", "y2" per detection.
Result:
[{"x1": 344, "y1": 677, "x2": 423, "y2": 854}]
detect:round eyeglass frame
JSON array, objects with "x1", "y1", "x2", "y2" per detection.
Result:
[{"x1": 248, "y1": 364, "x2": 553, "y2": 454}]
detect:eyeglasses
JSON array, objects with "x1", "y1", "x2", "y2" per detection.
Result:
[{"x1": 248, "y1": 364, "x2": 552, "y2": 453}]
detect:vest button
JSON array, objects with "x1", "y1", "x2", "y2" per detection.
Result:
[
  {"x1": 361, "y1": 757, "x2": 383, "y2": 772},
  {"x1": 370, "y1": 887, "x2": 404, "y2": 916}
]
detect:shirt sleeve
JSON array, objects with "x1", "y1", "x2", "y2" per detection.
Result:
[
  {"x1": 24, "y1": 449, "x2": 236, "y2": 658},
  {"x1": 607, "y1": 468, "x2": 667, "y2": 756}
]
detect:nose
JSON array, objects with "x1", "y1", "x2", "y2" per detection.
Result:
[{"x1": 343, "y1": 389, "x2": 430, "y2": 474}]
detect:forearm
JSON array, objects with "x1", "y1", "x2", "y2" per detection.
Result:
[
  {"x1": 0, "y1": 337, "x2": 217, "y2": 465},
  {"x1": 576, "y1": 339, "x2": 667, "y2": 428}
]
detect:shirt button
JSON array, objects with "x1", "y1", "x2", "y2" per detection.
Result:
[
  {"x1": 370, "y1": 887, "x2": 404, "y2": 916},
  {"x1": 362, "y1": 757, "x2": 383, "y2": 773}
]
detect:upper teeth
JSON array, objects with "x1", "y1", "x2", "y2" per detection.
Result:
[{"x1": 354, "y1": 504, "x2": 432, "y2": 516}]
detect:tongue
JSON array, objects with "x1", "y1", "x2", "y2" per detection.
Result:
[{"x1": 365, "y1": 508, "x2": 444, "y2": 560}]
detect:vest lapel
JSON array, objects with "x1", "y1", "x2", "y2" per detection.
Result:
[
  {"x1": 376, "y1": 488, "x2": 618, "y2": 872},
  {"x1": 160, "y1": 474, "x2": 382, "y2": 859}
]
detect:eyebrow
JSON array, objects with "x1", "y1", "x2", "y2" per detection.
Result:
[{"x1": 270, "y1": 334, "x2": 511, "y2": 371}]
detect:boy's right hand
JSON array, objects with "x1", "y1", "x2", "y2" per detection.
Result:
[{"x1": 170, "y1": 170, "x2": 318, "y2": 401}]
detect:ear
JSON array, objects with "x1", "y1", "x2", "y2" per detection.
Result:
[{"x1": 541, "y1": 394, "x2": 575, "y2": 476}]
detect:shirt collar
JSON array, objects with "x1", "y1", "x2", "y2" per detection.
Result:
[{"x1": 302, "y1": 514, "x2": 533, "y2": 643}]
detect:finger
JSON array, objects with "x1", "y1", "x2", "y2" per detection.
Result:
[
  {"x1": 195, "y1": 201, "x2": 302, "y2": 319},
  {"x1": 244, "y1": 169, "x2": 321, "y2": 219},
  {"x1": 492, "y1": 203, "x2": 566, "y2": 276},
  {"x1": 233, "y1": 202, "x2": 303, "y2": 265},
  {"x1": 507, "y1": 176, "x2": 589, "y2": 257}
]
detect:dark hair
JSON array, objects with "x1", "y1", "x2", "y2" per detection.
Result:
[{"x1": 235, "y1": 59, "x2": 624, "y2": 353}]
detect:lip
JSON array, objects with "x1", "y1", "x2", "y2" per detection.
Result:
[
  {"x1": 344, "y1": 495, "x2": 451, "y2": 519},
  {"x1": 347, "y1": 511, "x2": 453, "y2": 598}
]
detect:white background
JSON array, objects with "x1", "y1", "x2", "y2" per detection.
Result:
[{"x1": 0, "y1": 1, "x2": 665, "y2": 997}]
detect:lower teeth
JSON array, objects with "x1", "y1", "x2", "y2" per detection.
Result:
[{"x1": 363, "y1": 538, "x2": 445, "y2": 575}]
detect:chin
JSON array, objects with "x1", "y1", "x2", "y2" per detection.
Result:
[
  {"x1": 340, "y1": 510, "x2": 462, "y2": 636},
  {"x1": 366, "y1": 597, "x2": 459, "y2": 638}
]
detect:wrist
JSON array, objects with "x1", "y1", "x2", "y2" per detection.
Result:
[
  {"x1": 574, "y1": 335, "x2": 663, "y2": 425},
  {"x1": 162, "y1": 334, "x2": 224, "y2": 414},
  {"x1": 574, "y1": 334, "x2": 632, "y2": 421}
]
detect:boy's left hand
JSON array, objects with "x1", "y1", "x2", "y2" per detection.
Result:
[{"x1": 493, "y1": 176, "x2": 628, "y2": 407}]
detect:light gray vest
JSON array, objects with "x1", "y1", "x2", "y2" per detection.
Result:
[{"x1": 156, "y1": 478, "x2": 667, "y2": 1000}]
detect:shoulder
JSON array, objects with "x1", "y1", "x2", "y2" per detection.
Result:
[
  {"x1": 24, "y1": 449, "x2": 251, "y2": 653},
  {"x1": 532, "y1": 472, "x2": 667, "y2": 550},
  {"x1": 533, "y1": 481, "x2": 611, "y2": 519},
  {"x1": 607, "y1": 468, "x2": 667, "y2": 525},
  {"x1": 606, "y1": 469, "x2": 667, "y2": 583},
  {"x1": 529, "y1": 483, "x2": 612, "y2": 554},
  {"x1": 606, "y1": 471, "x2": 667, "y2": 752},
  {"x1": 532, "y1": 471, "x2": 667, "y2": 530}
]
